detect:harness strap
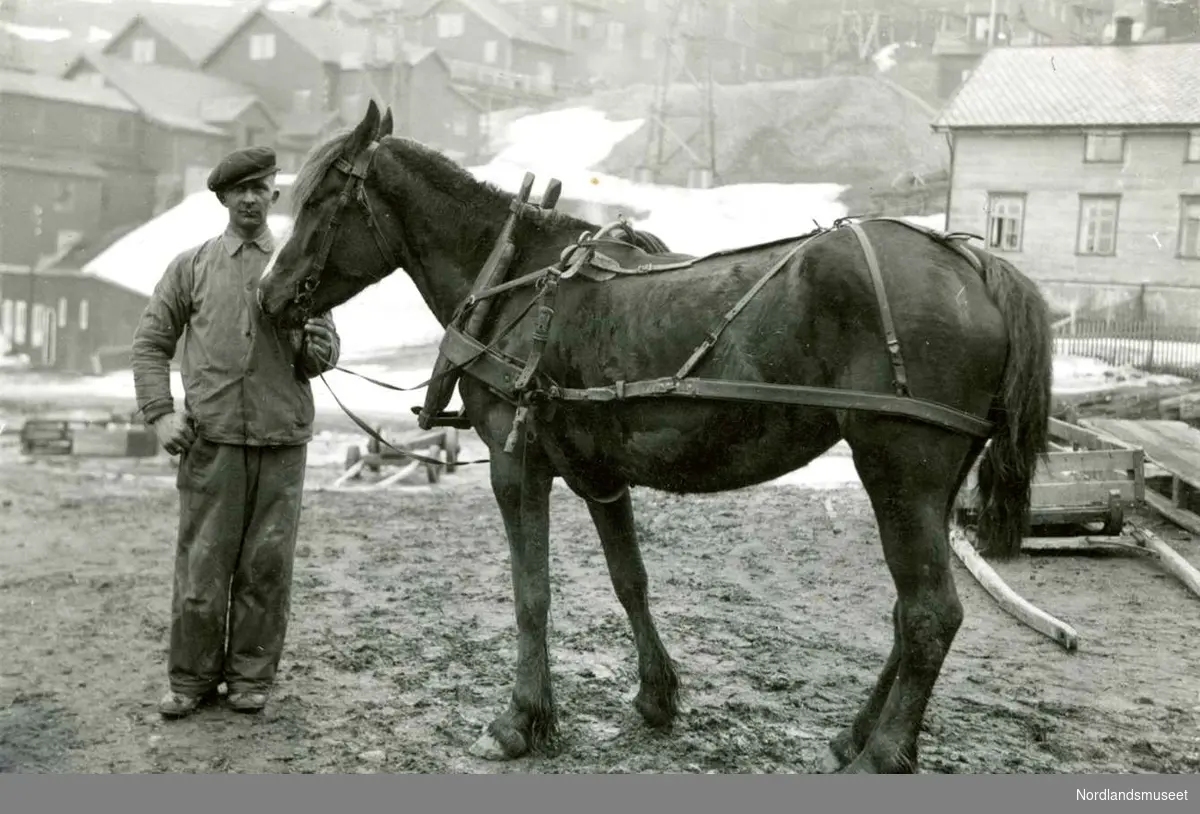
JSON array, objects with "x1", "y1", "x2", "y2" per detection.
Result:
[
  {"x1": 675, "y1": 236, "x2": 814, "y2": 380},
  {"x1": 549, "y1": 378, "x2": 994, "y2": 438},
  {"x1": 847, "y1": 222, "x2": 911, "y2": 399}
]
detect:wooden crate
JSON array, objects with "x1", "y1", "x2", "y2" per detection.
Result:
[{"x1": 955, "y1": 418, "x2": 1144, "y2": 535}]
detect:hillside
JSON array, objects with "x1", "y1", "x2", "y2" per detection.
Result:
[{"x1": 537, "y1": 74, "x2": 949, "y2": 212}]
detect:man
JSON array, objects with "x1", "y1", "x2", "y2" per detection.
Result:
[{"x1": 131, "y1": 146, "x2": 341, "y2": 719}]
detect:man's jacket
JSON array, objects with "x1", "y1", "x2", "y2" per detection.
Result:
[{"x1": 131, "y1": 227, "x2": 340, "y2": 446}]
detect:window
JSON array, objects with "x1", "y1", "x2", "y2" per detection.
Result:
[
  {"x1": 293, "y1": 89, "x2": 312, "y2": 113},
  {"x1": 606, "y1": 21, "x2": 625, "y2": 51},
  {"x1": 78, "y1": 299, "x2": 89, "y2": 331},
  {"x1": 57, "y1": 297, "x2": 67, "y2": 328},
  {"x1": 31, "y1": 304, "x2": 44, "y2": 348},
  {"x1": 482, "y1": 39, "x2": 498, "y2": 63},
  {"x1": 116, "y1": 117, "x2": 133, "y2": 144},
  {"x1": 451, "y1": 112, "x2": 468, "y2": 137},
  {"x1": 131, "y1": 37, "x2": 155, "y2": 63},
  {"x1": 536, "y1": 61, "x2": 554, "y2": 86},
  {"x1": 987, "y1": 194, "x2": 1026, "y2": 252},
  {"x1": 539, "y1": 6, "x2": 558, "y2": 27},
  {"x1": 249, "y1": 33, "x2": 276, "y2": 60},
  {"x1": 15, "y1": 301, "x2": 27, "y2": 344},
  {"x1": 1, "y1": 300, "x2": 12, "y2": 340},
  {"x1": 1084, "y1": 130, "x2": 1123, "y2": 163},
  {"x1": 52, "y1": 180, "x2": 76, "y2": 213},
  {"x1": 1180, "y1": 197, "x2": 1200, "y2": 259},
  {"x1": 82, "y1": 113, "x2": 102, "y2": 143},
  {"x1": 641, "y1": 30, "x2": 656, "y2": 60},
  {"x1": 1188, "y1": 130, "x2": 1200, "y2": 163},
  {"x1": 1077, "y1": 196, "x2": 1119, "y2": 256},
  {"x1": 576, "y1": 10, "x2": 594, "y2": 29},
  {"x1": 437, "y1": 13, "x2": 464, "y2": 38}
]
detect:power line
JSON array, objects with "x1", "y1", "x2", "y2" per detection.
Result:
[{"x1": 639, "y1": 0, "x2": 720, "y2": 188}]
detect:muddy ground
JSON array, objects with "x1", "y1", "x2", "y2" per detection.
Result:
[{"x1": 1, "y1": 429, "x2": 1198, "y2": 776}]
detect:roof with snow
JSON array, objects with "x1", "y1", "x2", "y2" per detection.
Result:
[
  {"x1": 933, "y1": 42, "x2": 1200, "y2": 129},
  {"x1": 104, "y1": 7, "x2": 250, "y2": 65},
  {"x1": 63, "y1": 52, "x2": 271, "y2": 136},
  {"x1": 0, "y1": 69, "x2": 137, "y2": 113},
  {"x1": 408, "y1": 0, "x2": 563, "y2": 50},
  {"x1": 203, "y1": 9, "x2": 377, "y2": 67}
]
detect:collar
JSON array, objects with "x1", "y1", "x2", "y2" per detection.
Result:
[{"x1": 221, "y1": 225, "x2": 275, "y2": 256}]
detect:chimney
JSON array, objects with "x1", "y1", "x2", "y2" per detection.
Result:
[{"x1": 1113, "y1": 15, "x2": 1134, "y2": 45}]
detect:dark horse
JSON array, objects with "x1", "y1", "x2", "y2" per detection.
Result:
[{"x1": 259, "y1": 101, "x2": 1053, "y2": 773}]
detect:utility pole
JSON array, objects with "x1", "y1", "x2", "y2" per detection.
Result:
[{"x1": 639, "y1": 0, "x2": 720, "y2": 188}]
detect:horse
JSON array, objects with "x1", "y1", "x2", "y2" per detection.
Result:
[{"x1": 258, "y1": 100, "x2": 1054, "y2": 773}]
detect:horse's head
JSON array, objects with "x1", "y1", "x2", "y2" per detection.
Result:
[{"x1": 258, "y1": 100, "x2": 401, "y2": 328}]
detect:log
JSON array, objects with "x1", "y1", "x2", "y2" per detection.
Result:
[
  {"x1": 1143, "y1": 489, "x2": 1200, "y2": 536},
  {"x1": 1021, "y1": 535, "x2": 1153, "y2": 557},
  {"x1": 949, "y1": 528, "x2": 1080, "y2": 652},
  {"x1": 1128, "y1": 524, "x2": 1200, "y2": 601}
]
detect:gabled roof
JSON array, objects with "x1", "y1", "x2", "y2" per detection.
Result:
[
  {"x1": 202, "y1": 8, "x2": 375, "y2": 68},
  {"x1": 0, "y1": 152, "x2": 108, "y2": 180},
  {"x1": 0, "y1": 69, "x2": 137, "y2": 113},
  {"x1": 63, "y1": 52, "x2": 271, "y2": 136},
  {"x1": 933, "y1": 42, "x2": 1200, "y2": 129},
  {"x1": 103, "y1": 7, "x2": 249, "y2": 65},
  {"x1": 310, "y1": 0, "x2": 376, "y2": 22},
  {"x1": 409, "y1": 0, "x2": 564, "y2": 51}
]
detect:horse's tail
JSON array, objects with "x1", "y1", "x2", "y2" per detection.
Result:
[{"x1": 973, "y1": 251, "x2": 1054, "y2": 561}]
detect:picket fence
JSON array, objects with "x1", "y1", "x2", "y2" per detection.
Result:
[{"x1": 1053, "y1": 317, "x2": 1200, "y2": 379}]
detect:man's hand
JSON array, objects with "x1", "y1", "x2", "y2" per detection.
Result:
[
  {"x1": 303, "y1": 315, "x2": 337, "y2": 368},
  {"x1": 152, "y1": 412, "x2": 195, "y2": 456}
]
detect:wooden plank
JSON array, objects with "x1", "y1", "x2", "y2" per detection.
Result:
[
  {"x1": 1048, "y1": 417, "x2": 1137, "y2": 451},
  {"x1": 1021, "y1": 536, "x2": 1154, "y2": 556},
  {"x1": 1082, "y1": 419, "x2": 1200, "y2": 491},
  {"x1": 1031, "y1": 480, "x2": 1134, "y2": 507},
  {"x1": 1143, "y1": 489, "x2": 1200, "y2": 537},
  {"x1": 949, "y1": 528, "x2": 1079, "y2": 652},
  {"x1": 1129, "y1": 525, "x2": 1200, "y2": 601}
]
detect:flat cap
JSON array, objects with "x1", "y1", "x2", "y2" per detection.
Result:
[{"x1": 207, "y1": 146, "x2": 278, "y2": 194}]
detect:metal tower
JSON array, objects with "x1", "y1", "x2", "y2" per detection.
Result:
[
  {"x1": 639, "y1": 0, "x2": 720, "y2": 188},
  {"x1": 0, "y1": 0, "x2": 26, "y2": 72}
]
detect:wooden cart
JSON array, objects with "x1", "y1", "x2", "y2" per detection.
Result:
[{"x1": 954, "y1": 417, "x2": 1144, "y2": 536}]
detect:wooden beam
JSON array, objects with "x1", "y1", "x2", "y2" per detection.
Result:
[
  {"x1": 1128, "y1": 524, "x2": 1200, "y2": 601},
  {"x1": 1143, "y1": 489, "x2": 1200, "y2": 537},
  {"x1": 1021, "y1": 536, "x2": 1153, "y2": 556},
  {"x1": 949, "y1": 528, "x2": 1080, "y2": 652}
]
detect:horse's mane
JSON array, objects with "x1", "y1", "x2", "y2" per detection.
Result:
[{"x1": 291, "y1": 130, "x2": 585, "y2": 232}]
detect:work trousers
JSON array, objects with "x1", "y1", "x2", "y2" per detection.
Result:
[{"x1": 168, "y1": 437, "x2": 307, "y2": 697}]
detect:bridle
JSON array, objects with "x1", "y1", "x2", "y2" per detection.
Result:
[{"x1": 291, "y1": 139, "x2": 408, "y2": 323}]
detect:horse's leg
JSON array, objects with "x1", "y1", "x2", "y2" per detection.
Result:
[
  {"x1": 821, "y1": 437, "x2": 983, "y2": 772},
  {"x1": 833, "y1": 423, "x2": 973, "y2": 774},
  {"x1": 469, "y1": 445, "x2": 558, "y2": 761},
  {"x1": 586, "y1": 488, "x2": 680, "y2": 728},
  {"x1": 820, "y1": 600, "x2": 901, "y2": 771}
]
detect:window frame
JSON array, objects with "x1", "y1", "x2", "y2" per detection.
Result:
[
  {"x1": 1076, "y1": 194, "x2": 1121, "y2": 257},
  {"x1": 985, "y1": 192, "x2": 1026, "y2": 253}
]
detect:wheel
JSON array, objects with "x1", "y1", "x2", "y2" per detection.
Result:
[
  {"x1": 344, "y1": 445, "x2": 363, "y2": 480},
  {"x1": 444, "y1": 427, "x2": 460, "y2": 474},
  {"x1": 1103, "y1": 488, "x2": 1125, "y2": 536},
  {"x1": 366, "y1": 427, "x2": 384, "y2": 473}
]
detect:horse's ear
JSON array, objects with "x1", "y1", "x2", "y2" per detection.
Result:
[
  {"x1": 345, "y1": 99, "x2": 381, "y2": 158},
  {"x1": 378, "y1": 107, "x2": 394, "y2": 138}
]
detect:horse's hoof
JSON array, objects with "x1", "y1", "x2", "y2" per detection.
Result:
[
  {"x1": 817, "y1": 746, "x2": 848, "y2": 774},
  {"x1": 634, "y1": 693, "x2": 675, "y2": 729},
  {"x1": 468, "y1": 726, "x2": 527, "y2": 761}
]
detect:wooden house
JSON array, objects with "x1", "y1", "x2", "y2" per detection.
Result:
[{"x1": 931, "y1": 33, "x2": 1200, "y2": 323}]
